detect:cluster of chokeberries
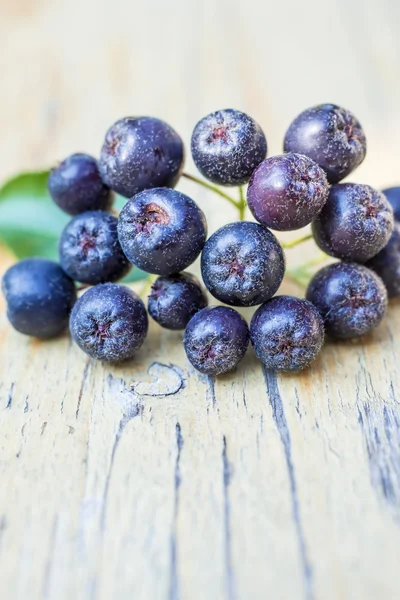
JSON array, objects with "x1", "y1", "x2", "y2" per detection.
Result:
[{"x1": 2, "y1": 104, "x2": 399, "y2": 375}]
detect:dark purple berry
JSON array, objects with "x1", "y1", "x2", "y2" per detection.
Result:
[
  {"x1": 2, "y1": 258, "x2": 76, "y2": 338},
  {"x1": 382, "y1": 186, "x2": 400, "y2": 222},
  {"x1": 70, "y1": 283, "x2": 148, "y2": 362},
  {"x1": 59, "y1": 211, "x2": 131, "y2": 284},
  {"x1": 247, "y1": 153, "x2": 329, "y2": 231},
  {"x1": 118, "y1": 188, "x2": 207, "y2": 275},
  {"x1": 48, "y1": 153, "x2": 113, "y2": 215},
  {"x1": 306, "y1": 262, "x2": 387, "y2": 339},
  {"x1": 191, "y1": 109, "x2": 267, "y2": 186},
  {"x1": 250, "y1": 296, "x2": 324, "y2": 371},
  {"x1": 201, "y1": 221, "x2": 285, "y2": 307},
  {"x1": 99, "y1": 117, "x2": 184, "y2": 198},
  {"x1": 284, "y1": 104, "x2": 367, "y2": 184},
  {"x1": 148, "y1": 272, "x2": 208, "y2": 330},
  {"x1": 183, "y1": 306, "x2": 249, "y2": 375},
  {"x1": 312, "y1": 183, "x2": 394, "y2": 262},
  {"x1": 365, "y1": 223, "x2": 400, "y2": 298}
]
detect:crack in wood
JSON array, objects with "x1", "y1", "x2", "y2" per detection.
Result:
[
  {"x1": 222, "y1": 435, "x2": 235, "y2": 600},
  {"x1": 41, "y1": 514, "x2": 59, "y2": 599},
  {"x1": 100, "y1": 397, "x2": 144, "y2": 531},
  {"x1": 294, "y1": 388, "x2": 302, "y2": 419},
  {"x1": 6, "y1": 382, "x2": 14, "y2": 409},
  {"x1": 357, "y1": 393, "x2": 400, "y2": 520},
  {"x1": 207, "y1": 376, "x2": 216, "y2": 408},
  {"x1": 263, "y1": 368, "x2": 314, "y2": 600},
  {"x1": 169, "y1": 422, "x2": 184, "y2": 600},
  {"x1": 75, "y1": 359, "x2": 91, "y2": 420},
  {"x1": 133, "y1": 362, "x2": 185, "y2": 397}
]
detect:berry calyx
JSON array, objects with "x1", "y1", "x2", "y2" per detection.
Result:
[
  {"x1": 118, "y1": 188, "x2": 207, "y2": 275},
  {"x1": 191, "y1": 109, "x2": 267, "y2": 186}
]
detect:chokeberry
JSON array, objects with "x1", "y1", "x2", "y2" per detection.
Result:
[
  {"x1": 99, "y1": 117, "x2": 184, "y2": 198},
  {"x1": 184, "y1": 306, "x2": 249, "y2": 375},
  {"x1": 306, "y1": 262, "x2": 387, "y2": 339},
  {"x1": 118, "y1": 188, "x2": 207, "y2": 275},
  {"x1": 250, "y1": 296, "x2": 324, "y2": 371},
  {"x1": 2, "y1": 258, "x2": 76, "y2": 338},
  {"x1": 201, "y1": 221, "x2": 285, "y2": 306},
  {"x1": 247, "y1": 153, "x2": 329, "y2": 231},
  {"x1": 148, "y1": 272, "x2": 208, "y2": 330},
  {"x1": 48, "y1": 153, "x2": 113, "y2": 215},
  {"x1": 312, "y1": 183, "x2": 394, "y2": 262},
  {"x1": 59, "y1": 211, "x2": 131, "y2": 284},
  {"x1": 365, "y1": 223, "x2": 400, "y2": 298},
  {"x1": 382, "y1": 186, "x2": 400, "y2": 222},
  {"x1": 70, "y1": 283, "x2": 148, "y2": 362},
  {"x1": 284, "y1": 104, "x2": 367, "y2": 184},
  {"x1": 191, "y1": 109, "x2": 267, "y2": 186}
]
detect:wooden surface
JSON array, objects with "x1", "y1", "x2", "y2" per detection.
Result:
[{"x1": 1, "y1": 1, "x2": 400, "y2": 598}]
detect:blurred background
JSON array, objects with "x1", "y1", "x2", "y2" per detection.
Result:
[
  {"x1": 0, "y1": 0, "x2": 399, "y2": 263},
  {"x1": 1, "y1": 0, "x2": 399, "y2": 178}
]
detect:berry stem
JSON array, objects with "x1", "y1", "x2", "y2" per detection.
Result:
[
  {"x1": 286, "y1": 251, "x2": 330, "y2": 287},
  {"x1": 285, "y1": 271, "x2": 310, "y2": 288},
  {"x1": 281, "y1": 233, "x2": 313, "y2": 249},
  {"x1": 238, "y1": 186, "x2": 246, "y2": 220},
  {"x1": 300, "y1": 251, "x2": 330, "y2": 268},
  {"x1": 182, "y1": 172, "x2": 241, "y2": 211}
]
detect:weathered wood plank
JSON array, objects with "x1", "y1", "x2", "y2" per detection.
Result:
[{"x1": 1, "y1": 0, "x2": 400, "y2": 598}]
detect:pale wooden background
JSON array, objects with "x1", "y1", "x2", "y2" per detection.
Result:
[{"x1": 1, "y1": 1, "x2": 400, "y2": 599}]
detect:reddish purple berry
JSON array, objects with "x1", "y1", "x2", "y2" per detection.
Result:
[{"x1": 247, "y1": 153, "x2": 329, "y2": 231}]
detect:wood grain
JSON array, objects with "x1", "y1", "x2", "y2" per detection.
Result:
[{"x1": 1, "y1": 1, "x2": 400, "y2": 598}]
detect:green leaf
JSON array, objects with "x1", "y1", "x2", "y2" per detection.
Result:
[
  {"x1": 0, "y1": 171, "x2": 151, "y2": 284},
  {"x1": 0, "y1": 170, "x2": 69, "y2": 260},
  {"x1": 114, "y1": 194, "x2": 128, "y2": 211},
  {"x1": 121, "y1": 267, "x2": 150, "y2": 283}
]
